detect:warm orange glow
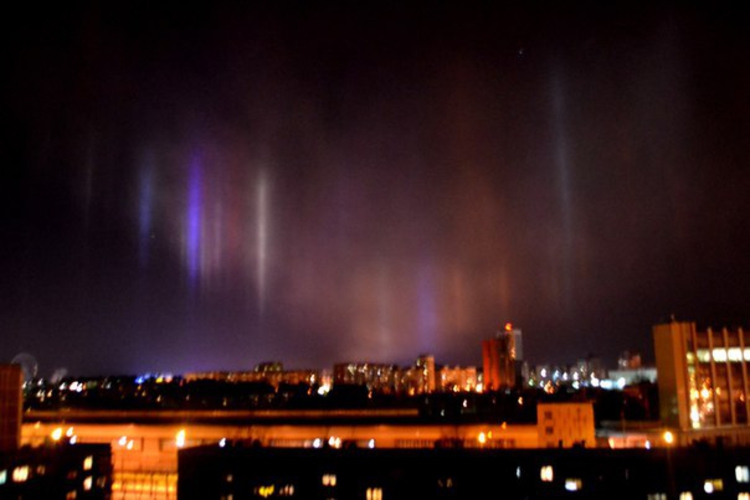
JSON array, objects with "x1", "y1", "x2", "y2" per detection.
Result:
[
  {"x1": 663, "y1": 430, "x2": 674, "y2": 445},
  {"x1": 505, "y1": 322, "x2": 513, "y2": 331}
]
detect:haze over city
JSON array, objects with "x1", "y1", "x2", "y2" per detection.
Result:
[{"x1": 3, "y1": 2, "x2": 750, "y2": 376}]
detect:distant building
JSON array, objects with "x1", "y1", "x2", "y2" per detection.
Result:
[
  {"x1": 482, "y1": 323, "x2": 521, "y2": 390},
  {"x1": 438, "y1": 366, "x2": 478, "y2": 393},
  {"x1": 618, "y1": 351, "x2": 643, "y2": 369},
  {"x1": 537, "y1": 402, "x2": 596, "y2": 448},
  {"x1": 654, "y1": 320, "x2": 750, "y2": 443},
  {"x1": 0, "y1": 364, "x2": 22, "y2": 452},
  {"x1": 415, "y1": 355, "x2": 436, "y2": 394},
  {"x1": 333, "y1": 363, "x2": 398, "y2": 393}
]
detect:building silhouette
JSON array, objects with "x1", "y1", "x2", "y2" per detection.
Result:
[
  {"x1": 482, "y1": 323, "x2": 522, "y2": 391},
  {"x1": 0, "y1": 364, "x2": 22, "y2": 452}
]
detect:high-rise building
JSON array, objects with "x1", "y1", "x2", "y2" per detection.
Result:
[
  {"x1": 482, "y1": 323, "x2": 522, "y2": 391},
  {"x1": 654, "y1": 320, "x2": 750, "y2": 431},
  {"x1": 415, "y1": 355, "x2": 436, "y2": 394},
  {"x1": 0, "y1": 364, "x2": 23, "y2": 452}
]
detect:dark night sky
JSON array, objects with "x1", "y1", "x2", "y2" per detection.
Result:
[{"x1": 3, "y1": 2, "x2": 750, "y2": 377}]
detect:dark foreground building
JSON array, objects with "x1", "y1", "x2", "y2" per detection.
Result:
[
  {"x1": 0, "y1": 443, "x2": 112, "y2": 499},
  {"x1": 179, "y1": 443, "x2": 750, "y2": 499}
]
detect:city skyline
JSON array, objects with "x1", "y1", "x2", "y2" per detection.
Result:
[{"x1": 3, "y1": 2, "x2": 750, "y2": 376}]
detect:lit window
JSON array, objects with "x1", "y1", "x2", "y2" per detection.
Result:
[
  {"x1": 680, "y1": 492, "x2": 693, "y2": 500},
  {"x1": 366, "y1": 487, "x2": 383, "y2": 500},
  {"x1": 83, "y1": 456, "x2": 93, "y2": 471},
  {"x1": 737, "y1": 466, "x2": 750, "y2": 483},
  {"x1": 83, "y1": 476, "x2": 93, "y2": 491},
  {"x1": 322, "y1": 474, "x2": 337, "y2": 487},
  {"x1": 647, "y1": 494, "x2": 667, "y2": 500},
  {"x1": 540, "y1": 465, "x2": 554, "y2": 482},
  {"x1": 565, "y1": 478, "x2": 582, "y2": 491},
  {"x1": 66, "y1": 492, "x2": 77, "y2": 500},
  {"x1": 12, "y1": 465, "x2": 30, "y2": 483},
  {"x1": 0, "y1": 469, "x2": 6, "y2": 485},
  {"x1": 705, "y1": 479, "x2": 724, "y2": 493},
  {"x1": 738, "y1": 493, "x2": 750, "y2": 500},
  {"x1": 255, "y1": 485, "x2": 274, "y2": 498},
  {"x1": 176, "y1": 429, "x2": 186, "y2": 448},
  {"x1": 36, "y1": 465, "x2": 46, "y2": 475},
  {"x1": 279, "y1": 484, "x2": 294, "y2": 496}
]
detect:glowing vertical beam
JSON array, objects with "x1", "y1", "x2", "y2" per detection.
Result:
[
  {"x1": 256, "y1": 170, "x2": 268, "y2": 314},
  {"x1": 137, "y1": 156, "x2": 153, "y2": 268},
  {"x1": 551, "y1": 71, "x2": 573, "y2": 307},
  {"x1": 186, "y1": 157, "x2": 202, "y2": 288}
]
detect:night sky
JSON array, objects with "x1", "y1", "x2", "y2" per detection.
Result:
[{"x1": 3, "y1": 2, "x2": 750, "y2": 377}]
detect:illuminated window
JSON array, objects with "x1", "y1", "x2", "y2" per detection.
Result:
[
  {"x1": 647, "y1": 494, "x2": 666, "y2": 500},
  {"x1": 366, "y1": 487, "x2": 383, "y2": 500},
  {"x1": 737, "y1": 466, "x2": 750, "y2": 483},
  {"x1": 540, "y1": 465, "x2": 554, "y2": 482},
  {"x1": 738, "y1": 493, "x2": 750, "y2": 500},
  {"x1": 322, "y1": 474, "x2": 337, "y2": 487},
  {"x1": 565, "y1": 478, "x2": 582, "y2": 491},
  {"x1": 36, "y1": 465, "x2": 46, "y2": 475},
  {"x1": 255, "y1": 485, "x2": 274, "y2": 498},
  {"x1": 83, "y1": 476, "x2": 93, "y2": 491},
  {"x1": 680, "y1": 492, "x2": 693, "y2": 500},
  {"x1": 83, "y1": 456, "x2": 93, "y2": 471},
  {"x1": 12, "y1": 465, "x2": 30, "y2": 483},
  {"x1": 279, "y1": 484, "x2": 294, "y2": 496},
  {"x1": 705, "y1": 479, "x2": 724, "y2": 493},
  {"x1": 0, "y1": 469, "x2": 6, "y2": 485},
  {"x1": 66, "y1": 492, "x2": 77, "y2": 500},
  {"x1": 226, "y1": 474, "x2": 234, "y2": 483}
]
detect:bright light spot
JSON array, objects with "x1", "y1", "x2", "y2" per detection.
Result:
[
  {"x1": 176, "y1": 429, "x2": 186, "y2": 448},
  {"x1": 368, "y1": 439, "x2": 375, "y2": 449},
  {"x1": 51, "y1": 427, "x2": 64, "y2": 442},
  {"x1": 317, "y1": 383, "x2": 331, "y2": 396},
  {"x1": 83, "y1": 476, "x2": 93, "y2": 491},
  {"x1": 736, "y1": 466, "x2": 750, "y2": 483},
  {"x1": 663, "y1": 431, "x2": 674, "y2": 445},
  {"x1": 705, "y1": 482, "x2": 714, "y2": 494},
  {"x1": 118, "y1": 436, "x2": 128, "y2": 447},
  {"x1": 366, "y1": 487, "x2": 383, "y2": 500},
  {"x1": 477, "y1": 432, "x2": 487, "y2": 445},
  {"x1": 517, "y1": 397, "x2": 523, "y2": 405},
  {"x1": 0, "y1": 469, "x2": 6, "y2": 486},
  {"x1": 83, "y1": 456, "x2": 93, "y2": 471},
  {"x1": 617, "y1": 377, "x2": 627, "y2": 389},
  {"x1": 70, "y1": 435, "x2": 78, "y2": 445},
  {"x1": 322, "y1": 474, "x2": 337, "y2": 487},
  {"x1": 12, "y1": 466, "x2": 30, "y2": 483},
  {"x1": 540, "y1": 465, "x2": 554, "y2": 482},
  {"x1": 679, "y1": 492, "x2": 693, "y2": 500},
  {"x1": 66, "y1": 427, "x2": 74, "y2": 438},
  {"x1": 738, "y1": 493, "x2": 750, "y2": 500},
  {"x1": 565, "y1": 478, "x2": 582, "y2": 491},
  {"x1": 127, "y1": 439, "x2": 134, "y2": 450},
  {"x1": 645, "y1": 440, "x2": 651, "y2": 450},
  {"x1": 219, "y1": 438, "x2": 227, "y2": 448},
  {"x1": 516, "y1": 466, "x2": 521, "y2": 478},
  {"x1": 256, "y1": 485, "x2": 274, "y2": 498}
]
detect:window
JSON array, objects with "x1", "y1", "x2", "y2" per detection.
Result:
[
  {"x1": 366, "y1": 487, "x2": 383, "y2": 500},
  {"x1": 545, "y1": 426, "x2": 554, "y2": 435},
  {"x1": 647, "y1": 494, "x2": 666, "y2": 500},
  {"x1": 322, "y1": 474, "x2": 337, "y2": 487},
  {"x1": 540, "y1": 465, "x2": 553, "y2": 482},
  {"x1": 0, "y1": 469, "x2": 6, "y2": 485},
  {"x1": 565, "y1": 478, "x2": 582, "y2": 492},
  {"x1": 544, "y1": 411, "x2": 553, "y2": 419},
  {"x1": 83, "y1": 456, "x2": 93, "y2": 471},
  {"x1": 737, "y1": 466, "x2": 750, "y2": 483},
  {"x1": 12, "y1": 465, "x2": 30, "y2": 483},
  {"x1": 679, "y1": 493, "x2": 693, "y2": 500},
  {"x1": 83, "y1": 476, "x2": 93, "y2": 491}
]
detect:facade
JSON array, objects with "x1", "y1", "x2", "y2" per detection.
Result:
[
  {"x1": 0, "y1": 442, "x2": 112, "y2": 499},
  {"x1": 654, "y1": 320, "x2": 750, "y2": 436},
  {"x1": 482, "y1": 324, "x2": 521, "y2": 391},
  {"x1": 178, "y1": 445, "x2": 750, "y2": 500},
  {"x1": 0, "y1": 364, "x2": 23, "y2": 452},
  {"x1": 438, "y1": 365, "x2": 478, "y2": 393},
  {"x1": 415, "y1": 355, "x2": 436, "y2": 393},
  {"x1": 536, "y1": 402, "x2": 596, "y2": 448}
]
